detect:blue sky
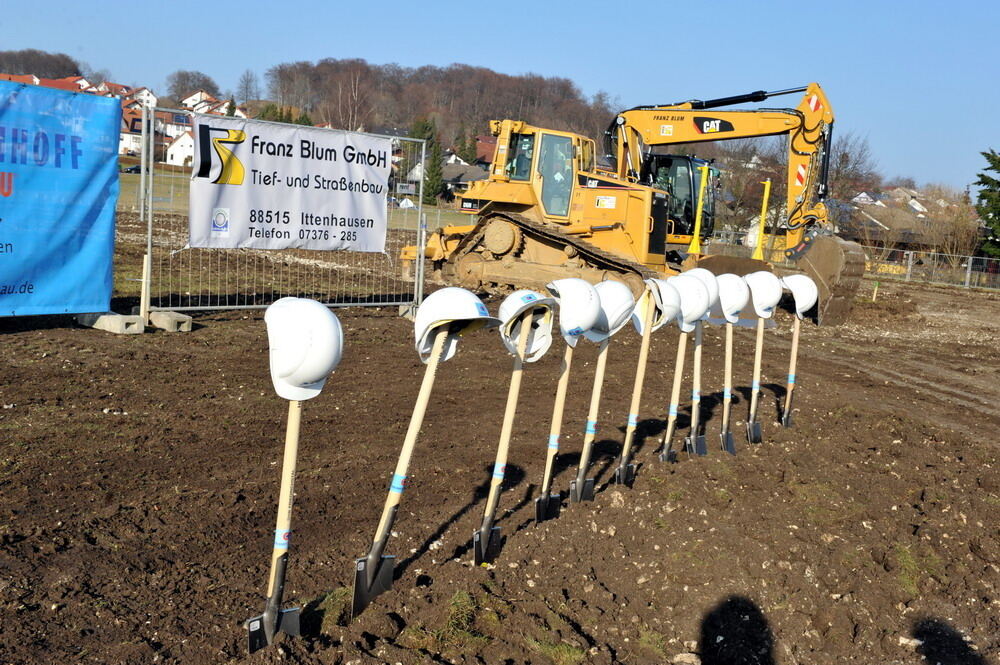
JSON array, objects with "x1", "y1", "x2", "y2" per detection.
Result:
[{"x1": 3, "y1": 0, "x2": 996, "y2": 190}]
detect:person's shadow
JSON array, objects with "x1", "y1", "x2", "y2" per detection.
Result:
[
  {"x1": 912, "y1": 618, "x2": 987, "y2": 665},
  {"x1": 699, "y1": 595, "x2": 775, "y2": 665}
]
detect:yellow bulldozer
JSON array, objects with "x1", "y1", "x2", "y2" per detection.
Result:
[{"x1": 401, "y1": 83, "x2": 864, "y2": 324}]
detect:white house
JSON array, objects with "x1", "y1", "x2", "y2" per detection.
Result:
[
  {"x1": 154, "y1": 111, "x2": 192, "y2": 139},
  {"x1": 119, "y1": 109, "x2": 143, "y2": 155},
  {"x1": 128, "y1": 87, "x2": 158, "y2": 108},
  {"x1": 180, "y1": 90, "x2": 218, "y2": 110},
  {"x1": 166, "y1": 131, "x2": 195, "y2": 167}
]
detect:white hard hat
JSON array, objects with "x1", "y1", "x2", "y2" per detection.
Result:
[
  {"x1": 683, "y1": 268, "x2": 720, "y2": 317},
  {"x1": 631, "y1": 278, "x2": 681, "y2": 335},
  {"x1": 414, "y1": 287, "x2": 500, "y2": 363},
  {"x1": 709, "y1": 273, "x2": 751, "y2": 325},
  {"x1": 583, "y1": 280, "x2": 636, "y2": 343},
  {"x1": 666, "y1": 274, "x2": 710, "y2": 333},
  {"x1": 546, "y1": 278, "x2": 600, "y2": 347},
  {"x1": 499, "y1": 289, "x2": 556, "y2": 362},
  {"x1": 781, "y1": 274, "x2": 819, "y2": 319},
  {"x1": 264, "y1": 297, "x2": 343, "y2": 401},
  {"x1": 744, "y1": 271, "x2": 783, "y2": 319}
]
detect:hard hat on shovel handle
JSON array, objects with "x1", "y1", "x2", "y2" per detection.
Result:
[
  {"x1": 414, "y1": 287, "x2": 501, "y2": 363},
  {"x1": 265, "y1": 297, "x2": 344, "y2": 401}
]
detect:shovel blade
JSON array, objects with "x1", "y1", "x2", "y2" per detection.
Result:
[
  {"x1": 473, "y1": 526, "x2": 503, "y2": 565},
  {"x1": 746, "y1": 421, "x2": 763, "y2": 444},
  {"x1": 569, "y1": 477, "x2": 595, "y2": 503},
  {"x1": 721, "y1": 431, "x2": 737, "y2": 455},
  {"x1": 613, "y1": 463, "x2": 636, "y2": 487},
  {"x1": 685, "y1": 435, "x2": 708, "y2": 456},
  {"x1": 245, "y1": 607, "x2": 300, "y2": 654},
  {"x1": 534, "y1": 494, "x2": 561, "y2": 523},
  {"x1": 781, "y1": 410, "x2": 794, "y2": 428},
  {"x1": 351, "y1": 555, "x2": 395, "y2": 619}
]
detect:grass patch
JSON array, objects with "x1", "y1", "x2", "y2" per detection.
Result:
[
  {"x1": 399, "y1": 591, "x2": 490, "y2": 651},
  {"x1": 313, "y1": 586, "x2": 352, "y2": 632},
  {"x1": 894, "y1": 544, "x2": 943, "y2": 598},
  {"x1": 789, "y1": 482, "x2": 859, "y2": 527},
  {"x1": 526, "y1": 636, "x2": 586, "y2": 665},
  {"x1": 639, "y1": 629, "x2": 668, "y2": 657}
]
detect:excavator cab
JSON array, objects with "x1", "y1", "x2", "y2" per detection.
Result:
[{"x1": 641, "y1": 154, "x2": 717, "y2": 238}]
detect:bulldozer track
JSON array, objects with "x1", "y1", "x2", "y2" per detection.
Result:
[{"x1": 441, "y1": 212, "x2": 658, "y2": 290}]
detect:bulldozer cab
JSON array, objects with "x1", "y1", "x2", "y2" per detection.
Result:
[{"x1": 641, "y1": 154, "x2": 716, "y2": 238}]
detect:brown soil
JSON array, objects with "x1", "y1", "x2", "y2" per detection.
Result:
[{"x1": 1, "y1": 281, "x2": 998, "y2": 665}]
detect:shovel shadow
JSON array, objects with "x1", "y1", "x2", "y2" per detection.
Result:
[{"x1": 392, "y1": 463, "x2": 526, "y2": 575}]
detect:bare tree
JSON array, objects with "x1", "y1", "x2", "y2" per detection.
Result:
[
  {"x1": 932, "y1": 199, "x2": 979, "y2": 265},
  {"x1": 0, "y1": 48, "x2": 81, "y2": 77},
  {"x1": 827, "y1": 130, "x2": 881, "y2": 201},
  {"x1": 236, "y1": 69, "x2": 259, "y2": 105},
  {"x1": 165, "y1": 70, "x2": 220, "y2": 100}
]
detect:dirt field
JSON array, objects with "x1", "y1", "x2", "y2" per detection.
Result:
[{"x1": 1, "y1": 281, "x2": 997, "y2": 665}]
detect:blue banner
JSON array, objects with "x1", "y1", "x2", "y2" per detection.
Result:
[{"x1": 0, "y1": 81, "x2": 120, "y2": 316}]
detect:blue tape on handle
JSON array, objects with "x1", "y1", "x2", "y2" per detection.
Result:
[
  {"x1": 752, "y1": 381, "x2": 760, "y2": 392},
  {"x1": 274, "y1": 529, "x2": 290, "y2": 549},
  {"x1": 788, "y1": 373, "x2": 796, "y2": 384},
  {"x1": 691, "y1": 390, "x2": 701, "y2": 402},
  {"x1": 390, "y1": 473, "x2": 407, "y2": 494},
  {"x1": 548, "y1": 434, "x2": 560, "y2": 450},
  {"x1": 668, "y1": 405, "x2": 678, "y2": 417},
  {"x1": 723, "y1": 388, "x2": 731, "y2": 400},
  {"x1": 627, "y1": 413, "x2": 638, "y2": 428},
  {"x1": 492, "y1": 463, "x2": 506, "y2": 480},
  {"x1": 585, "y1": 420, "x2": 597, "y2": 435}
]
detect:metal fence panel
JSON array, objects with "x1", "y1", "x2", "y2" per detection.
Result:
[
  {"x1": 125, "y1": 108, "x2": 427, "y2": 313},
  {"x1": 705, "y1": 229, "x2": 999, "y2": 291}
]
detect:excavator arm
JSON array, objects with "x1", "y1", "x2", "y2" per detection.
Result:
[{"x1": 607, "y1": 83, "x2": 863, "y2": 324}]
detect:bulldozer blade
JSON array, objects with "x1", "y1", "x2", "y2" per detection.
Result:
[
  {"x1": 534, "y1": 494, "x2": 561, "y2": 523},
  {"x1": 685, "y1": 435, "x2": 708, "y2": 456},
  {"x1": 721, "y1": 431, "x2": 737, "y2": 455},
  {"x1": 473, "y1": 526, "x2": 503, "y2": 565},
  {"x1": 246, "y1": 607, "x2": 300, "y2": 655},
  {"x1": 746, "y1": 421, "x2": 763, "y2": 444},
  {"x1": 613, "y1": 463, "x2": 636, "y2": 487},
  {"x1": 351, "y1": 554, "x2": 395, "y2": 619},
  {"x1": 569, "y1": 477, "x2": 595, "y2": 503},
  {"x1": 795, "y1": 235, "x2": 865, "y2": 327}
]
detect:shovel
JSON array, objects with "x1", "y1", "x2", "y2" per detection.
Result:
[
  {"x1": 746, "y1": 317, "x2": 765, "y2": 444},
  {"x1": 536, "y1": 343, "x2": 573, "y2": 523},
  {"x1": 781, "y1": 316, "x2": 801, "y2": 427},
  {"x1": 658, "y1": 330, "x2": 689, "y2": 462},
  {"x1": 719, "y1": 320, "x2": 737, "y2": 454},
  {"x1": 569, "y1": 338, "x2": 610, "y2": 503},
  {"x1": 474, "y1": 311, "x2": 533, "y2": 564},
  {"x1": 352, "y1": 325, "x2": 449, "y2": 618},
  {"x1": 684, "y1": 321, "x2": 708, "y2": 456},
  {"x1": 245, "y1": 400, "x2": 304, "y2": 654},
  {"x1": 614, "y1": 297, "x2": 656, "y2": 486}
]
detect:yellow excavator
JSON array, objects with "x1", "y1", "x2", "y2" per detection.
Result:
[{"x1": 402, "y1": 83, "x2": 864, "y2": 324}]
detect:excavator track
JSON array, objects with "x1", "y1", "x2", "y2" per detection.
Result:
[{"x1": 439, "y1": 212, "x2": 658, "y2": 297}]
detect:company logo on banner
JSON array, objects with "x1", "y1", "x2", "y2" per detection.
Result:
[
  {"x1": 189, "y1": 117, "x2": 392, "y2": 252},
  {"x1": 0, "y1": 81, "x2": 120, "y2": 317}
]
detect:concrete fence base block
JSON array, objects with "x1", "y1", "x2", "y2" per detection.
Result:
[
  {"x1": 75, "y1": 312, "x2": 145, "y2": 335},
  {"x1": 398, "y1": 304, "x2": 417, "y2": 322},
  {"x1": 149, "y1": 311, "x2": 193, "y2": 332}
]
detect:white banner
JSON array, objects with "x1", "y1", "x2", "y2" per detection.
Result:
[{"x1": 188, "y1": 116, "x2": 391, "y2": 252}]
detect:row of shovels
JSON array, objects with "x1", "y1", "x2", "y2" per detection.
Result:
[{"x1": 244, "y1": 270, "x2": 819, "y2": 652}]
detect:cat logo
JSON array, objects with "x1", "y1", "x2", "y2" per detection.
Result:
[
  {"x1": 693, "y1": 117, "x2": 734, "y2": 135},
  {"x1": 195, "y1": 125, "x2": 247, "y2": 185}
]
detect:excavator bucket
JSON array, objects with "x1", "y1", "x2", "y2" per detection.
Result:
[{"x1": 795, "y1": 236, "x2": 865, "y2": 326}]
